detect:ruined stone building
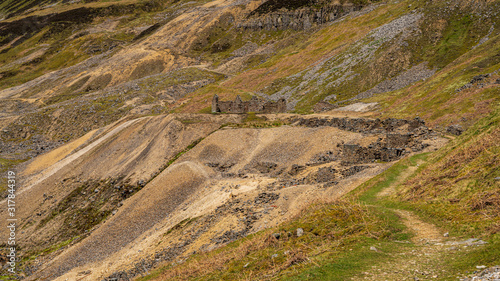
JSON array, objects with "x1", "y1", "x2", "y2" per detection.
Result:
[{"x1": 211, "y1": 95, "x2": 286, "y2": 113}]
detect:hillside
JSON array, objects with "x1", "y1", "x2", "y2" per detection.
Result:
[{"x1": 0, "y1": 0, "x2": 499, "y2": 280}]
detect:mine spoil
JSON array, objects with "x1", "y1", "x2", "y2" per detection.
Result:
[
  {"x1": 93, "y1": 115, "x2": 435, "y2": 281},
  {"x1": 4, "y1": 113, "x2": 438, "y2": 281},
  {"x1": 0, "y1": 102, "x2": 442, "y2": 281},
  {"x1": 104, "y1": 192, "x2": 280, "y2": 281}
]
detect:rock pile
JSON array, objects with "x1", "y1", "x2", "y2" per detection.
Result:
[{"x1": 461, "y1": 266, "x2": 500, "y2": 281}]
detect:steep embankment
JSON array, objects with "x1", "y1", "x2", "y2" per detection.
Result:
[
  {"x1": 0, "y1": 113, "x2": 238, "y2": 273},
  {"x1": 393, "y1": 105, "x2": 500, "y2": 237}
]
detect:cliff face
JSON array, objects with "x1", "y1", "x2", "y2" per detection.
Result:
[{"x1": 238, "y1": 3, "x2": 364, "y2": 30}]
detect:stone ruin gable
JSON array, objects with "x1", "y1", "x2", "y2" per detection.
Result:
[
  {"x1": 260, "y1": 97, "x2": 286, "y2": 113},
  {"x1": 211, "y1": 94, "x2": 286, "y2": 113}
]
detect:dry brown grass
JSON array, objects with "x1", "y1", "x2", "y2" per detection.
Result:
[
  {"x1": 470, "y1": 191, "x2": 500, "y2": 212},
  {"x1": 157, "y1": 234, "x2": 270, "y2": 280},
  {"x1": 153, "y1": 199, "x2": 325, "y2": 280},
  {"x1": 403, "y1": 128, "x2": 500, "y2": 200},
  {"x1": 388, "y1": 107, "x2": 500, "y2": 237},
  {"x1": 145, "y1": 198, "x2": 387, "y2": 281}
]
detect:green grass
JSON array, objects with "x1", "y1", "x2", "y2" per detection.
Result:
[
  {"x1": 285, "y1": 240, "x2": 407, "y2": 281},
  {"x1": 143, "y1": 136, "x2": 206, "y2": 187},
  {"x1": 21, "y1": 236, "x2": 79, "y2": 263},
  {"x1": 212, "y1": 0, "x2": 499, "y2": 115},
  {"x1": 352, "y1": 153, "x2": 430, "y2": 204},
  {"x1": 368, "y1": 34, "x2": 500, "y2": 127},
  {"x1": 346, "y1": 106, "x2": 500, "y2": 274},
  {"x1": 143, "y1": 205, "x2": 413, "y2": 280},
  {"x1": 392, "y1": 105, "x2": 500, "y2": 237},
  {"x1": 138, "y1": 197, "x2": 412, "y2": 280},
  {"x1": 3, "y1": 0, "x2": 500, "y2": 278},
  {"x1": 220, "y1": 113, "x2": 287, "y2": 129},
  {"x1": 0, "y1": 158, "x2": 29, "y2": 193},
  {"x1": 228, "y1": 120, "x2": 286, "y2": 129},
  {"x1": 198, "y1": 106, "x2": 212, "y2": 114},
  {"x1": 444, "y1": 234, "x2": 500, "y2": 271}
]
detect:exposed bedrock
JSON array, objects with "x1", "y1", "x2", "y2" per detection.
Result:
[{"x1": 239, "y1": 3, "x2": 364, "y2": 31}]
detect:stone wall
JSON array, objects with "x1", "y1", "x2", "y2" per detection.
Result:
[
  {"x1": 288, "y1": 116, "x2": 427, "y2": 134},
  {"x1": 341, "y1": 143, "x2": 406, "y2": 165},
  {"x1": 287, "y1": 115, "x2": 435, "y2": 165},
  {"x1": 212, "y1": 95, "x2": 286, "y2": 114}
]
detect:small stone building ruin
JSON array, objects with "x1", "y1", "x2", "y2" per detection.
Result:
[{"x1": 211, "y1": 94, "x2": 286, "y2": 114}]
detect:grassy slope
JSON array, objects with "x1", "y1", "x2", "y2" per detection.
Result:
[
  {"x1": 0, "y1": 0, "x2": 57, "y2": 18},
  {"x1": 176, "y1": 0, "x2": 499, "y2": 115},
  {"x1": 352, "y1": 105, "x2": 500, "y2": 273},
  {"x1": 295, "y1": 0, "x2": 500, "y2": 114},
  {"x1": 138, "y1": 200, "x2": 412, "y2": 281},
  {"x1": 392, "y1": 104, "x2": 500, "y2": 237},
  {"x1": 176, "y1": 0, "x2": 416, "y2": 113},
  {"x1": 0, "y1": 0, "x2": 146, "y2": 19},
  {"x1": 369, "y1": 32, "x2": 500, "y2": 128},
  {"x1": 2, "y1": 0, "x2": 498, "y2": 121},
  {"x1": 0, "y1": 0, "x2": 188, "y2": 91}
]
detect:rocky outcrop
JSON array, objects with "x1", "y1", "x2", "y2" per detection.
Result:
[
  {"x1": 212, "y1": 95, "x2": 286, "y2": 114},
  {"x1": 340, "y1": 131, "x2": 431, "y2": 165},
  {"x1": 239, "y1": 3, "x2": 364, "y2": 31},
  {"x1": 340, "y1": 133, "x2": 420, "y2": 164},
  {"x1": 456, "y1": 74, "x2": 491, "y2": 92},
  {"x1": 446, "y1": 124, "x2": 464, "y2": 136}
]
